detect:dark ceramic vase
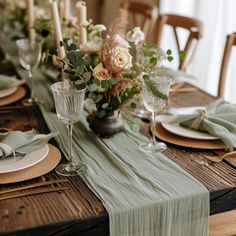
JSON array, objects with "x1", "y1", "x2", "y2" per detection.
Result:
[{"x1": 87, "y1": 111, "x2": 124, "y2": 138}]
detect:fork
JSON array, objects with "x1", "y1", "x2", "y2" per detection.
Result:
[{"x1": 0, "y1": 179, "x2": 69, "y2": 201}]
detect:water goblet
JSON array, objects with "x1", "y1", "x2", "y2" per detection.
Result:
[
  {"x1": 16, "y1": 39, "x2": 42, "y2": 106},
  {"x1": 51, "y1": 81, "x2": 87, "y2": 176},
  {"x1": 139, "y1": 75, "x2": 171, "y2": 153}
]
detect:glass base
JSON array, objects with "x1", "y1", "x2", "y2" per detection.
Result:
[
  {"x1": 139, "y1": 141, "x2": 167, "y2": 153},
  {"x1": 22, "y1": 97, "x2": 39, "y2": 106},
  {"x1": 55, "y1": 163, "x2": 87, "y2": 176}
]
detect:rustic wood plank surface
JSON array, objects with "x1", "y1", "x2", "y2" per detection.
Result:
[
  {"x1": 0, "y1": 60, "x2": 236, "y2": 235},
  {"x1": 209, "y1": 209, "x2": 236, "y2": 236}
]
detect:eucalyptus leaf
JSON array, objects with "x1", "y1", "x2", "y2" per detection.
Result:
[
  {"x1": 101, "y1": 80, "x2": 111, "y2": 89},
  {"x1": 75, "y1": 83, "x2": 87, "y2": 90},
  {"x1": 92, "y1": 79, "x2": 100, "y2": 85},
  {"x1": 88, "y1": 83, "x2": 98, "y2": 92},
  {"x1": 88, "y1": 92, "x2": 96, "y2": 99},
  {"x1": 75, "y1": 65, "x2": 84, "y2": 75},
  {"x1": 83, "y1": 71, "x2": 91, "y2": 81},
  {"x1": 73, "y1": 58, "x2": 85, "y2": 68}
]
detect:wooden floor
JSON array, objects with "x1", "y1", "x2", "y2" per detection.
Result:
[{"x1": 210, "y1": 210, "x2": 236, "y2": 236}]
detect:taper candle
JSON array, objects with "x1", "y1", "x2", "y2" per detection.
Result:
[
  {"x1": 50, "y1": 0, "x2": 66, "y2": 59},
  {"x1": 76, "y1": 1, "x2": 87, "y2": 46},
  {"x1": 26, "y1": 0, "x2": 36, "y2": 46}
]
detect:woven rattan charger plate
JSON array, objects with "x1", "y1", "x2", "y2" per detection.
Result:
[
  {"x1": 0, "y1": 86, "x2": 26, "y2": 106},
  {"x1": 0, "y1": 144, "x2": 61, "y2": 184},
  {"x1": 155, "y1": 123, "x2": 226, "y2": 149}
]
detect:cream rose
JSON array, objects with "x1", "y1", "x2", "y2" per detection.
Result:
[
  {"x1": 93, "y1": 63, "x2": 111, "y2": 81},
  {"x1": 111, "y1": 47, "x2": 132, "y2": 72}
]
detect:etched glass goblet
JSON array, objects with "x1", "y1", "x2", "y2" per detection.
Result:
[
  {"x1": 51, "y1": 81, "x2": 87, "y2": 176},
  {"x1": 16, "y1": 39, "x2": 42, "y2": 106},
  {"x1": 139, "y1": 75, "x2": 171, "y2": 153}
]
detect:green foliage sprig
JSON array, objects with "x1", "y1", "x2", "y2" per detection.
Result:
[{"x1": 142, "y1": 74, "x2": 168, "y2": 100}]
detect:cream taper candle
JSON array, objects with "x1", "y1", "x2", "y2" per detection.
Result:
[
  {"x1": 50, "y1": 0, "x2": 66, "y2": 59},
  {"x1": 76, "y1": 1, "x2": 87, "y2": 46},
  {"x1": 26, "y1": 0, "x2": 36, "y2": 46},
  {"x1": 64, "y1": 0, "x2": 70, "y2": 20},
  {"x1": 60, "y1": 0, "x2": 70, "y2": 20}
]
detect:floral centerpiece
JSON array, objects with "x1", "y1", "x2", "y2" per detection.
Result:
[{"x1": 51, "y1": 21, "x2": 173, "y2": 136}]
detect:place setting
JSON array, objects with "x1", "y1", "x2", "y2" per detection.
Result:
[
  {"x1": 0, "y1": 130, "x2": 61, "y2": 185},
  {"x1": 0, "y1": 74, "x2": 26, "y2": 106},
  {"x1": 154, "y1": 99, "x2": 236, "y2": 151}
]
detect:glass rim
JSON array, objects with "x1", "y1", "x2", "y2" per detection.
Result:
[{"x1": 51, "y1": 81, "x2": 87, "y2": 93}]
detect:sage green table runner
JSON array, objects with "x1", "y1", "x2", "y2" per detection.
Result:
[{"x1": 4, "y1": 39, "x2": 209, "y2": 236}]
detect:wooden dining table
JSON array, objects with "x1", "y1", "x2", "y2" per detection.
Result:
[{"x1": 0, "y1": 58, "x2": 236, "y2": 236}]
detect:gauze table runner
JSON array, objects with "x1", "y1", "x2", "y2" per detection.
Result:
[{"x1": 3, "y1": 39, "x2": 209, "y2": 236}]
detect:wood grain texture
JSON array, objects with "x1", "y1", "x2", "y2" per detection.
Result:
[
  {"x1": 209, "y1": 209, "x2": 236, "y2": 236},
  {"x1": 0, "y1": 61, "x2": 236, "y2": 235}
]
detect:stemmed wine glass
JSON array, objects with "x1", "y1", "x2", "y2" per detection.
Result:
[
  {"x1": 51, "y1": 80, "x2": 87, "y2": 176},
  {"x1": 16, "y1": 39, "x2": 42, "y2": 106},
  {"x1": 139, "y1": 75, "x2": 171, "y2": 153}
]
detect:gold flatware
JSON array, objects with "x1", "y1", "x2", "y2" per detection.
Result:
[
  {"x1": 0, "y1": 186, "x2": 68, "y2": 201},
  {"x1": 204, "y1": 151, "x2": 236, "y2": 163},
  {"x1": 0, "y1": 179, "x2": 69, "y2": 195}
]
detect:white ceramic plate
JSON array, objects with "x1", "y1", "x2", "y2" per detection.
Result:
[
  {"x1": 0, "y1": 144, "x2": 49, "y2": 173},
  {"x1": 0, "y1": 87, "x2": 17, "y2": 98},
  {"x1": 161, "y1": 106, "x2": 218, "y2": 140}
]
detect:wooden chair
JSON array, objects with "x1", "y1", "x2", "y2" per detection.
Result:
[
  {"x1": 155, "y1": 14, "x2": 203, "y2": 71},
  {"x1": 120, "y1": 1, "x2": 158, "y2": 41},
  {"x1": 217, "y1": 33, "x2": 236, "y2": 97}
]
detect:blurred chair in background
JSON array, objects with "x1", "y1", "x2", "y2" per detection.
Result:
[
  {"x1": 155, "y1": 14, "x2": 203, "y2": 71},
  {"x1": 120, "y1": 1, "x2": 158, "y2": 42},
  {"x1": 217, "y1": 33, "x2": 236, "y2": 97}
]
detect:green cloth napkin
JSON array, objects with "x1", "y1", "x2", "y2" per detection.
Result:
[
  {"x1": 0, "y1": 130, "x2": 56, "y2": 159},
  {"x1": 0, "y1": 75, "x2": 18, "y2": 90},
  {"x1": 160, "y1": 98, "x2": 236, "y2": 150}
]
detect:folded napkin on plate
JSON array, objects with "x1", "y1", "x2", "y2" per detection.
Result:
[
  {"x1": 0, "y1": 130, "x2": 57, "y2": 159},
  {"x1": 0, "y1": 75, "x2": 23, "y2": 90},
  {"x1": 159, "y1": 98, "x2": 236, "y2": 150}
]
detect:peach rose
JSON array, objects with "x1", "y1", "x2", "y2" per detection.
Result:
[{"x1": 93, "y1": 63, "x2": 111, "y2": 81}]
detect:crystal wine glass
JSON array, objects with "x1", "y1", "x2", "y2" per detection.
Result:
[
  {"x1": 139, "y1": 75, "x2": 171, "y2": 153},
  {"x1": 51, "y1": 81, "x2": 87, "y2": 176},
  {"x1": 16, "y1": 39, "x2": 42, "y2": 106}
]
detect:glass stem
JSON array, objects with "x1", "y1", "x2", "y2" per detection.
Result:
[
  {"x1": 67, "y1": 124, "x2": 75, "y2": 169},
  {"x1": 151, "y1": 111, "x2": 156, "y2": 144},
  {"x1": 28, "y1": 68, "x2": 35, "y2": 100}
]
